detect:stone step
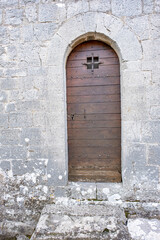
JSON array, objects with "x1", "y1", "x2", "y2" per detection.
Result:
[{"x1": 31, "y1": 199, "x2": 130, "y2": 240}]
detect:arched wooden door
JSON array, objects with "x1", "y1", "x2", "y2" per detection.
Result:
[{"x1": 67, "y1": 40, "x2": 121, "y2": 182}]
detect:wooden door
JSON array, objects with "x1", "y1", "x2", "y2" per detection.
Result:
[{"x1": 67, "y1": 40, "x2": 121, "y2": 182}]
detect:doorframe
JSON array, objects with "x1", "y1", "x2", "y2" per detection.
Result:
[
  {"x1": 46, "y1": 12, "x2": 142, "y2": 189},
  {"x1": 66, "y1": 39, "x2": 122, "y2": 182}
]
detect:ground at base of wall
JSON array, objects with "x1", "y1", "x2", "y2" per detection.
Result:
[
  {"x1": 1, "y1": 199, "x2": 160, "y2": 240},
  {"x1": 31, "y1": 199, "x2": 160, "y2": 240}
]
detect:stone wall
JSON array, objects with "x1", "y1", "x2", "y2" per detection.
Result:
[{"x1": 0, "y1": 0, "x2": 160, "y2": 239}]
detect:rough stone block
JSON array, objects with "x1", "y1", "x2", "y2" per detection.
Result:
[
  {"x1": 27, "y1": 67, "x2": 47, "y2": 76},
  {"x1": 0, "y1": 146, "x2": 11, "y2": 160},
  {"x1": 148, "y1": 145, "x2": 160, "y2": 166},
  {"x1": 0, "y1": 47, "x2": 5, "y2": 56},
  {"x1": 20, "y1": 0, "x2": 40, "y2": 5},
  {"x1": 1, "y1": 221, "x2": 33, "y2": 239},
  {"x1": 123, "y1": 121, "x2": 142, "y2": 143},
  {"x1": 96, "y1": 183, "x2": 123, "y2": 201},
  {"x1": 0, "y1": 160, "x2": 10, "y2": 172},
  {"x1": 22, "y1": 89, "x2": 39, "y2": 100},
  {"x1": 21, "y1": 25, "x2": 34, "y2": 42},
  {"x1": 5, "y1": 68, "x2": 27, "y2": 77},
  {"x1": 9, "y1": 113, "x2": 32, "y2": 128},
  {"x1": 67, "y1": 0, "x2": 89, "y2": 19},
  {"x1": 150, "y1": 106, "x2": 160, "y2": 119},
  {"x1": 112, "y1": 0, "x2": 142, "y2": 16},
  {"x1": 34, "y1": 22, "x2": 57, "y2": 41},
  {"x1": 10, "y1": 146, "x2": 27, "y2": 159},
  {"x1": 16, "y1": 100, "x2": 41, "y2": 112},
  {"x1": 5, "y1": 9, "x2": 23, "y2": 25},
  {"x1": 0, "y1": 27, "x2": 9, "y2": 44},
  {"x1": 32, "y1": 112, "x2": 46, "y2": 130},
  {"x1": 123, "y1": 143, "x2": 148, "y2": 187},
  {"x1": 28, "y1": 146, "x2": 48, "y2": 159},
  {"x1": 126, "y1": 16, "x2": 149, "y2": 40},
  {"x1": 89, "y1": 0, "x2": 110, "y2": 12},
  {"x1": 12, "y1": 159, "x2": 47, "y2": 176},
  {"x1": 0, "y1": 114, "x2": 8, "y2": 128},
  {"x1": 0, "y1": 0, "x2": 18, "y2": 7},
  {"x1": 25, "y1": 4, "x2": 37, "y2": 22},
  {"x1": 83, "y1": 12, "x2": 98, "y2": 33},
  {"x1": 143, "y1": 0, "x2": 154, "y2": 13},
  {"x1": 155, "y1": 0, "x2": 160, "y2": 12},
  {"x1": 145, "y1": 165, "x2": 159, "y2": 184},
  {"x1": 128, "y1": 218, "x2": 160, "y2": 240},
  {"x1": 18, "y1": 43, "x2": 40, "y2": 67},
  {"x1": 1, "y1": 78, "x2": 16, "y2": 90},
  {"x1": 0, "y1": 91, "x2": 7, "y2": 103},
  {"x1": 122, "y1": 71, "x2": 150, "y2": 87},
  {"x1": 122, "y1": 86, "x2": 147, "y2": 120},
  {"x1": 21, "y1": 128, "x2": 42, "y2": 146},
  {"x1": 39, "y1": 3, "x2": 57, "y2": 22},
  {"x1": 150, "y1": 14, "x2": 160, "y2": 39},
  {"x1": 146, "y1": 84, "x2": 160, "y2": 105},
  {"x1": 57, "y1": 15, "x2": 85, "y2": 45},
  {"x1": 141, "y1": 121, "x2": 160, "y2": 143},
  {"x1": 0, "y1": 10, "x2": 2, "y2": 24},
  {"x1": 9, "y1": 27, "x2": 20, "y2": 41},
  {"x1": 0, "y1": 104, "x2": 4, "y2": 112},
  {"x1": 8, "y1": 90, "x2": 22, "y2": 102},
  {"x1": 68, "y1": 182, "x2": 96, "y2": 200},
  {"x1": 0, "y1": 129, "x2": 20, "y2": 145},
  {"x1": 114, "y1": 26, "x2": 142, "y2": 61},
  {"x1": 31, "y1": 203, "x2": 129, "y2": 240},
  {"x1": 5, "y1": 103, "x2": 16, "y2": 113}
]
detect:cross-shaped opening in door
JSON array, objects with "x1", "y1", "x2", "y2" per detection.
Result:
[{"x1": 83, "y1": 54, "x2": 103, "y2": 72}]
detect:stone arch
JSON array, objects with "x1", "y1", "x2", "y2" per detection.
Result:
[{"x1": 46, "y1": 12, "x2": 142, "y2": 186}]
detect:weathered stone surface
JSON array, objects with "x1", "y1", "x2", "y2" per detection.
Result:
[
  {"x1": 155, "y1": 0, "x2": 160, "y2": 12},
  {"x1": 21, "y1": 128, "x2": 42, "y2": 146},
  {"x1": 5, "y1": 9, "x2": 23, "y2": 25},
  {"x1": 128, "y1": 218, "x2": 160, "y2": 240},
  {"x1": 0, "y1": 1, "x2": 160, "y2": 239},
  {"x1": 141, "y1": 121, "x2": 160, "y2": 143},
  {"x1": 143, "y1": 0, "x2": 154, "y2": 14},
  {"x1": 0, "y1": 129, "x2": 20, "y2": 145},
  {"x1": 66, "y1": 0, "x2": 89, "y2": 19},
  {"x1": 113, "y1": 26, "x2": 142, "y2": 61},
  {"x1": 39, "y1": 3, "x2": 58, "y2": 22},
  {"x1": 148, "y1": 145, "x2": 160, "y2": 165},
  {"x1": 5, "y1": 103, "x2": 16, "y2": 112},
  {"x1": 20, "y1": 0, "x2": 40, "y2": 5},
  {"x1": 0, "y1": 161, "x2": 11, "y2": 172},
  {"x1": 0, "y1": 221, "x2": 34, "y2": 239},
  {"x1": 9, "y1": 113, "x2": 32, "y2": 128},
  {"x1": 0, "y1": 10, "x2": 2, "y2": 25},
  {"x1": 0, "y1": 0, "x2": 18, "y2": 7},
  {"x1": 0, "y1": 114, "x2": 8, "y2": 128},
  {"x1": 31, "y1": 201, "x2": 129, "y2": 240},
  {"x1": 21, "y1": 25, "x2": 34, "y2": 42},
  {"x1": 0, "y1": 91, "x2": 7, "y2": 103},
  {"x1": 0, "y1": 27, "x2": 8, "y2": 44},
  {"x1": 12, "y1": 159, "x2": 47, "y2": 177},
  {"x1": 126, "y1": 16, "x2": 150, "y2": 40},
  {"x1": 34, "y1": 22, "x2": 57, "y2": 41},
  {"x1": 25, "y1": 4, "x2": 37, "y2": 22},
  {"x1": 89, "y1": 0, "x2": 111, "y2": 12},
  {"x1": 112, "y1": 0, "x2": 142, "y2": 16}
]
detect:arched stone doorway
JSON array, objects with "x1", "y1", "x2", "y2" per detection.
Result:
[{"x1": 66, "y1": 40, "x2": 121, "y2": 182}]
